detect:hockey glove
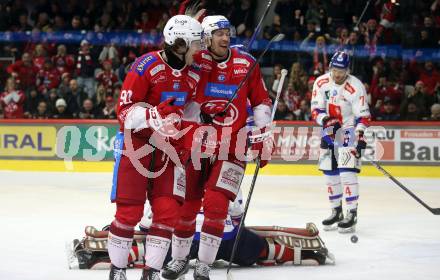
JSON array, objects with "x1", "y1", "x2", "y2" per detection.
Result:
[
  {"x1": 249, "y1": 126, "x2": 274, "y2": 168},
  {"x1": 146, "y1": 97, "x2": 182, "y2": 135},
  {"x1": 322, "y1": 116, "x2": 341, "y2": 147},
  {"x1": 200, "y1": 102, "x2": 227, "y2": 125},
  {"x1": 353, "y1": 130, "x2": 367, "y2": 159}
]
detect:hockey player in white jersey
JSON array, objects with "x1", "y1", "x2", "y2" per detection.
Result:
[{"x1": 311, "y1": 51, "x2": 371, "y2": 233}]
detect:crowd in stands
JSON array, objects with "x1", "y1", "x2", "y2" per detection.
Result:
[{"x1": 0, "y1": 0, "x2": 440, "y2": 122}]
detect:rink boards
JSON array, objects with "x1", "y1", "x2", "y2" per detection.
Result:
[{"x1": 0, "y1": 119, "x2": 439, "y2": 177}]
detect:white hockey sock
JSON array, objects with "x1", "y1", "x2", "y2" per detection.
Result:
[
  {"x1": 144, "y1": 235, "x2": 171, "y2": 270},
  {"x1": 172, "y1": 234, "x2": 194, "y2": 260},
  {"x1": 340, "y1": 171, "x2": 359, "y2": 210},
  {"x1": 325, "y1": 174, "x2": 342, "y2": 208},
  {"x1": 107, "y1": 232, "x2": 133, "y2": 269},
  {"x1": 198, "y1": 232, "x2": 222, "y2": 265}
]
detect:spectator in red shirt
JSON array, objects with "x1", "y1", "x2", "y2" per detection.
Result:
[
  {"x1": 6, "y1": 52, "x2": 39, "y2": 90},
  {"x1": 52, "y1": 44, "x2": 75, "y2": 75},
  {"x1": 0, "y1": 77, "x2": 26, "y2": 119},
  {"x1": 32, "y1": 44, "x2": 47, "y2": 70},
  {"x1": 95, "y1": 60, "x2": 118, "y2": 95},
  {"x1": 417, "y1": 61, "x2": 440, "y2": 96},
  {"x1": 36, "y1": 59, "x2": 61, "y2": 96}
]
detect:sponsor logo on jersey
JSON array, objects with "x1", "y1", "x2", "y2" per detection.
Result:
[
  {"x1": 173, "y1": 82, "x2": 180, "y2": 90},
  {"x1": 135, "y1": 55, "x2": 157, "y2": 76},
  {"x1": 149, "y1": 64, "x2": 165, "y2": 76},
  {"x1": 324, "y1": 90, "x2": 330, "y2": 99},
  {"x1": 202, "y1": 53, "x2": 212, "y2": 61},
  {"x1": 233, "y1": 58, "x2": 250, "y2": 67},
  {"x1": 332, "y1": 89, "x2": 337, "y2": 96},
  {"x1": 233, "y1": 68, "x2": 247, "y2": 75},
  {"x1": 151, "y1": 74, "x2": 167, "y2": 84},
  {"x1": 218, "y1": 74, "x2": 226, "y2": 82},
  {"x1": 188, "y1": 71, "x2": 200, "y2": 82},
  {"x1": 160, "y1": 91, "x2": 188, "y2": 106},
  {"x1": 317, "y1": 77, "x2": 330, "y2": 88},
  {"x1": 344, "y1": 82, "x2": 355, "y2": 94},
  {"x1": 205, "y1": 83, "x2": 238, "y2": 99}
]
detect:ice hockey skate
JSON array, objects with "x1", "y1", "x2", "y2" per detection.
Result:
[
  {"x1": 322, "y1": 205, "x2": 344, "y2": 231},
  {"x1": 161, "y1": 257, "x2": 190, "y2": 280},
  {"x1": 193, "y1": 259, "x2": 210, "y2": 280},
  {"x1": 338, "y1": 209, "x2": 357, "y2": 233},
  {"x1": 140, "y1": 267, "x2": 160, "y2": 280},
  {"x1": 109, "y1": 265, "x2": 127, "y2": 280}
]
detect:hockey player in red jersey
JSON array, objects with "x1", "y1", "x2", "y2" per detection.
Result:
[
  {"x1": 161, "y1": 15, "x2": 274, "y2": 280},
  {"x1": 108, "y1": 15, "x2": 202, "y2": 280}
]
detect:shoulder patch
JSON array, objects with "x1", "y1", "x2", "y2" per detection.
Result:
[
  {"x1": 149, "y1": 64, "x2": 165, "y2": 76},
  {"x1": 238, "y1": 50, "x2": 256, "y2": 62},
  {"x1": 202, "y1": 53, "x2": 212, "y2": 61},
  {"x1": 233, "y1": 58, "x2": 250, "y2": 67},
  {"x1": 317, "y1": 78, "x2": 329, "y2": 88},
  {"x1": 134, "y1": 55, "x2": 157, "y2": 76},
  {"x1": 344, "y1": 82, "x2": 355, "y2": 94},
  {"x1": 188, "y1": 70, "x2": 200, "y2": 82}
]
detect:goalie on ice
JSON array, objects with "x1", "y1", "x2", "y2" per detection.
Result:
[{"x1": 67, "y1": 195, "x2": 334, "y2": 271}]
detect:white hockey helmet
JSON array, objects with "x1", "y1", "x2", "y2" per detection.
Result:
[
  {"x1": 163, "y1": 15, "x2": 202, "y2": 47},
  {"x1": 201, "y1": 15, "x2": 231, "y2": 38}
]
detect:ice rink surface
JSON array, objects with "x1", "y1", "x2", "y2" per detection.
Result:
[{"x1": 1, "y1": 170, "x2": 439, "y2": 280}]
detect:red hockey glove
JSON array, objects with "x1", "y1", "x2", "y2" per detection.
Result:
[
  {"x1": 200, "y1": 102, "x2": 227, "y2": 124},
  {"x1": 147, "y1": 97, "x2": 182, "y2": 135},
  {"x1": 249, "y1": 126, "x2": 274, "y2": 168}
]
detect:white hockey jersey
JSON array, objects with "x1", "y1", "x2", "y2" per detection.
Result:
[{"x1": 311, "y1": 73, "x2": 370, "y2": 131}]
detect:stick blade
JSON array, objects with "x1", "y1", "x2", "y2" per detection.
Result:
[
  {"x1": 431, "y1": 208, "x2": 440, "y2": 215},
  {"x1": 227, "y1": 270, "x2": 234, "y2": 280}
]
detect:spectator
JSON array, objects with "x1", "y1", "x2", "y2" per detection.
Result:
[
  {"x1": 36, "y1": 59, "x2": 60, "y2": 96},
  {"x1": 24, "y1": 89, "x2": 43, "y2": 118},
  {"x1": 6, "y1": 52, "x2": 39, "y2": 90},
  {"x1": 76, "y1": 40, "x2": 96, "y2": 98},
  {"x1": 32, "y1": 44, "x2": 48, "y2": 70},
  {"x1": 400, "y1": 102, "x2": 425, "y2": 121},
  {"x1": 230, "y1": 0, "x2": 254, "y2": 36},
  {"x1": 51, "y1": 98, "x2": 72, "y2": 119},
  {"x1": 98, "y1": 44, "x2": 120, "y2": 66},
  {"x1": 94, "y1": 84, "x2": 107, "y2": 110},
  {"x1": 79, "y1": 99, "x2": 98, "y2": 119},
  {"x1": 46, "y1": 88, "x2": 59, "y2": 115},
  {"x1": 0, "y1": 77, "x2": 26, "y2": 119},
  {"x1": 375, "y1": 97, "x2": 400, "y2": 121},
  {"x1": 274, "y1": 99, "x2": 295, "y2": 121},
  {"x1": 52, "y1": 44, "x2": 75, "y2": 75},
  {"x1": 66, "y1": 79, "x2": 87, "y2": 118},
  {"x1": 413, "y1": 61, "x2": 440, "y2": 96},
  {"x1": 32, "y1": 100, "x2": 49, "y2": 119},
  {"x1": 100, "y1": 96, "x2": 117, "y2": 119},
  {"x1": 95, "y1": 60, "x2": 118, "y2": 95},
  {"x1": 400, "y1": 81, "x2": 429, "y2": 120},
  {"x1": 134, "y1": 11, "x2": 156, "y2": 32},
  {"x1": 57, "y1": 73, "x2": 72, "y2": 99},
  {"x1": 294, "y1": 99, "x2": 311, "y2": 121},
  {"x1": 430, "y1": 103, "x2": 440, "y2": 120}
]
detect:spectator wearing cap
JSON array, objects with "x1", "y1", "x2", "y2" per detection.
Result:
[
  {"x1": 76, "y1": 40, "x2": 96, "y2": 99},
  {"x1": 66, "y1": 79, "x2": 88, "y2": 118},
  {"x1": 99, "y1": 96, "x2": 117, "y2": 119},
  {"x1": 375, "y1": 97, "x2": 400, "y2": 121},
  {"x1": 6, "y1": 52, "x2": 39, "y2": 90},
  {"x1": 96, "y1": 60, "x2": 118, "y2": 95},
  {"x1": 51, "y1": 98, "x2": 72, "y2": 119},
  {"x1": 36, "y1": 59, "x2": 61, "y2": 96},
  {"x1": 79, "y1": 99, "x2": 98, "y2": 119},
  {"x1": 430, "y1": 103, "x2": 440, "y2": 120},
  {"x1": 0, "y1": 77, "x2": 26, "y2": 119}
]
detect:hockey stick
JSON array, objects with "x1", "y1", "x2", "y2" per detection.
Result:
[
  {"x1": 369, "y1": 160, "x2": 440, "y2": 215},
  {"x1": 220, "y1": 33, "x2": 285, "y2": 115},
  {"x1": 245, "y1": 0, "x2": 274, "y2": 51},
  {"x1": 226, "y1": 69, "x2": 288, "y2": 280},
  {"x1": 353, "y1": 0, "x2": 372, "y2": 31}
]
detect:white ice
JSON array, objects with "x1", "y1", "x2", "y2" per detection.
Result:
[{"x1": 1, "y1": 171, "x2": 439, "y2": 280}]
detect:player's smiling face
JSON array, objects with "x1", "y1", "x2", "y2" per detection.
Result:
[{"x1": 210, "y1": 29, "x2": 231, "y2": 59}]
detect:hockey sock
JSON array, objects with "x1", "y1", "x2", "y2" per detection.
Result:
[
  {"x1": 108, "y1": 220, "x2": 135, "y2": 269},
  {"x1": 172, "y1": 199, "x2": 201, "y2": 260},
  {"x1": 340, "y1": 171, "x2": 359, "y2": 210},
  {"x1": 198, "y1": 189, "x2": 228, "y2": 264},
  {"x1": 325, "y1": 174, "x2": 342, "y2": 208}
]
